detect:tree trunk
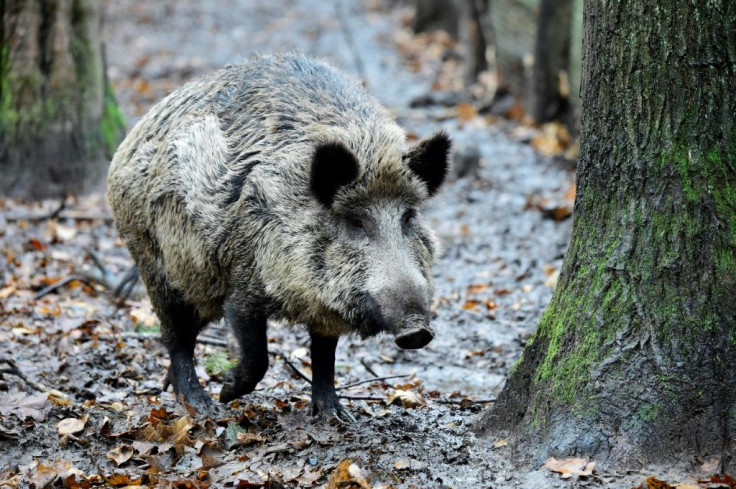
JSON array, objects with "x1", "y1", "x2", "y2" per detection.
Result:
[
  {"x1": 459, "y1": 0, "x2": 489, "y2": 85},
  {"x1": 478, "y1": 0, "x2": 736, "y2": 469},
  {"x1": 0, "y1": 0, "x2": 124, "y2": 199},
  {"x1": 412, "y1": 0, "x2": 459, "y2": 38},
  {"x1": 489, "y1": 0, "x2": 538, "y2": 98},
  {"x1": 527, "y1": 0, "x2": 572, "y2": 124}
]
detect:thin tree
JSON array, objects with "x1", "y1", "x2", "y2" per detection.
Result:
[
  {"x1": 479, "y1": 0, "x2": 736, "y2": 469},
  {"x1": 1, "y1": 0, "x2": 124, "y2": 199}
]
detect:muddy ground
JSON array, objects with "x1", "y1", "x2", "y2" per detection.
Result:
[{"x1": 0, "y1": 1, "x2": 707, "y2": 488}]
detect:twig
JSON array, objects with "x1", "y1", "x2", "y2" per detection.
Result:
[
  {"x1": 435, "y1": 398, "x2": 496, "y2": 404},
  {"x1": 335, "y1": 0, "x2": 368, "y2": 85},
  {"x1": 274, "y1": 353, "x2": 313, "y2": 384},
  {"x1": 338, "y1": 395, "x2": 386, "y2": 401},
  {"x1": 359, "y1": 358, "x2": 379, "y2": 377},
  {"x1": 0, "y1": 356, "x2": 68, "y2": 399},
  {"x1": 34, "y1": 275, "x2": 93, "y2": 299},
  {"x1": 336, "y1": 374, "x2": 410, "y2": 391},
  {"x1": 57, "y1": 210, "x2": 113, "y2": 222},
  {"x1": 5, "y1": 199, "x2": 65, "y2": 222},
  {"x1": 197, "y1": 334, "x2": 228, "y2": 347},
  {"x1": 95, "y1": 331, "x2": 228, "y2": 347}
]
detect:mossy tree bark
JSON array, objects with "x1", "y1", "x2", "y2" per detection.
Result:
[
  {"x1": 1, "y1": 0, "x2": 125, "y2": 199},
  {"x1": 478, "y1": 0, "x2": 736, "y2": 468}
]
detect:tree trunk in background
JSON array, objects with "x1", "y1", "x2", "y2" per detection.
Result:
[
  {"x1": 478, "y1": 0, "x2": 736, "y2": 469},
  {"x1": 459, "y1": 0, "x2": 489, "y2": 85},
  {"x1": 488, "y1": 0, "x2": 537, "y2": 99},
  {"x1": 528, "y1": 0, "x2": 572, "y2": 124},
  {"x1": 0, "y1": 0, "x2": 125, "y2": 199},
  {"x1": 412, "y1": 0, "x2": 459, "y2": 38}
]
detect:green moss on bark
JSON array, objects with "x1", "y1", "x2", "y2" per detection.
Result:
[{"x1": 100, "y1": 85, "x2": 125, "y2": 157}]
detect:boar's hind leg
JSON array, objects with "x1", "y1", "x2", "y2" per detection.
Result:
[
  {"x1": 152, "y1": 285, "x2": 212, "y2": 408},
  {"x1": 219, "y1": 305, "x2": 268, "y2": 403},
  {"x1": 310, "y1": 333, "x2": 356, "y2": 423}
]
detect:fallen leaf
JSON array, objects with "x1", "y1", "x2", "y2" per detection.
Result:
[
  {"x1": 326, "y1": 459, "x2": 370, "y2": 489},
  {"x1": 387, "y1": 389, "x2": 425, "y2": 408},
  {"x1": 493, "y1": 439, "x2": 508, "y2": 448},
  {"x1": 466, "y1": 283, "x2": 489, "y2": 295},
  {"x1": 456, "y1": 103, "x2": 477, "y2": 121},
  {"x1": 58, "y1": 416, "x2": 87, "y2": 435},
  {"x1": 633, "y1": 476, "x2": 675, "y2": 489},
  {"x1": 700, "y1": 474, "x2": 736, "y2": 489},
  {"x1": 0, "y1": 392, "x2": 49, "y2": 421},
  {"x1": 461, "y1": 299, "x2": 482, "y2": 311},
  {"x1": 544, "y1": 457, "x2": 595, "y2": 479},
  {"x1": 296, "y1": 466, "x2": 323, "y2": 486},
  {"x1": 107, "y1": 444, "x2": 134, "y2": 466}
]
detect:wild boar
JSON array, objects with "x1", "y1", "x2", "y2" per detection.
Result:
[{"x1": 107, "y1": 53, "x2": 450, "y2": 421}]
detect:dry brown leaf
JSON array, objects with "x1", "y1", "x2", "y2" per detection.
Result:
[
  {"x1": 456, "y1": 103, "x2": 477, "y2": 121},
  {"x1": 0, "y1": 392, "x2": 49, "y2": 421},
  {"x1": 394, "y1": 459, "x2": 410, "y2": 470},
  {"x1": 26, "y1": 463, "x2": 58, "y2": 488},
  {"x1": 296, "y1": 466, "x2": 323, "y2": 486},
  {"x1": 544, "y1": 457, "x2": 595, "y2": 479},
  {"x1": 493, "y1": 439, "x2": 508, "y2": 448},
  {"x1": 171, "y1": 416, "x2": 194, "y2": 446},
  {"x1": 466, "y1": 283, "x2": 489, "y2": 295},
  {"x1": 633, "y1": 476, "x2": 675, "y2": 489},
  {"x1": 387, "y1": 389, "x2": 425, "y2": 408},
  {"x1": 58, "y1": 415, "x2": 87, "y2": 435},
  {"x1": 461, "y1": 299, "x2": 482, "y2": 311},
  {"x1": 699, "y1": 474, "x2": 736, "y2": 489},
  {"x1": 106, "y1": 444, "x2": 134, "y2": 466},
  {"x1": 236, "y1": 432, "x2": 267, "y2": 445},
  {"x1": 326, "y1": 459, "x2": 370, "y2": 489}
]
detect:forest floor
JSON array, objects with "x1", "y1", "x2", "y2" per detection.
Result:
[{"x1": 0, "y1": 1, "x2": 718, "y2": 488}]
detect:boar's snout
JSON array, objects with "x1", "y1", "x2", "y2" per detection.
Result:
[{"x1": 394, "y1": 314, "x2": 434, "y2": 349}]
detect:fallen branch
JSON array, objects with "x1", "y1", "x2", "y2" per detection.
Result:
[
  {"x1": 34, "y1": 275, "x2": 94, "y2": 300},
  {"x1": 95, "y1": 331, "x2": 228, "y2": 347},
  {"x1": 359, "y1": 358, "x2": 379, "y2": 377},
  {"x1": 338, "y1": 395, "x2": 385, "y2": 402},
  {"x1": 0, "y1": 356, "x2": 68, "y2": 399},
  {"x1": 271, "y1": 352, "x2": 313, "y2": 384},
  {"x1": 4, "y1": 199, "x2": 65, "y2": 222},
  {"x1": 336, "y1": 374, "x2": 410, "y2": 391},
  {"x1": 435, "y1": 398, "x2": 496, "y2": 404}
]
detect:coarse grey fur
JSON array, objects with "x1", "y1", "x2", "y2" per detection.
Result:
[{"x1": 107, "y1": 53, "x2": 450, "y2": 417}]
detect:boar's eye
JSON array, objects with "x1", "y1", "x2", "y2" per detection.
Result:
[
  {"x1": 401, "y1": 209, "x2": 416, "y2": 234},
  {"x1": 345, "y1": 215, "x2": 367, "y2": 238}
]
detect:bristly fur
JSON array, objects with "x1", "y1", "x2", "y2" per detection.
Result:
[{"x1": 107, "y1": 53, "x2": 449, "y2": 342}]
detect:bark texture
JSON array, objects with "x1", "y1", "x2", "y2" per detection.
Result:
[
  {"x1": 478, "y1": 0, "x2": 736, "y2": 468},
  {"x1": 0, "y1": 0, "x2": 124, "y2": 199}
]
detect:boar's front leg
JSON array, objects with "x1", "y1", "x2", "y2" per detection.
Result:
[
  {"x1": 310, "y1": 333, "x2": 356, "y2": 423},
  {"x1": 219, "y1": 304, "x2": 268, "y2": 403}
]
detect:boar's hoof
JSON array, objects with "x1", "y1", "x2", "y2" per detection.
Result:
[
  {"x1": 313, "y1": 398, "x2": 356, "y2": 424},
  {"x1": 395, "y1": 319, "x2": 434, "y2": 350},
  {"x1": 219, "y1": 370, "x2": 261, "y2": 404},
  {"x1": 163, "y1": 366, "x2": 214, "y2": 410}
]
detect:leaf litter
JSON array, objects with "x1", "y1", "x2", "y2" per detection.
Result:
[{"x1": 0, "y1": 0, "x2": 715, "y2": 488}]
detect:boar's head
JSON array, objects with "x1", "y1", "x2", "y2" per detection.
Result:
[{"x1": 309, "y1": 132, "x2": 451, "y2": 349}]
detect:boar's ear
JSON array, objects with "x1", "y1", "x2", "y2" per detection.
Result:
[
  {"x1": 403, "y1": 131, "x2": 451, "y2": 196},
  {"x1": 311, "y1": 142, "x2": 360, "y2": 207}
]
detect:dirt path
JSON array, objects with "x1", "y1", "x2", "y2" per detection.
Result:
[{"x1": 0, "y1": 1, "x2": 592, "y2": 487}]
